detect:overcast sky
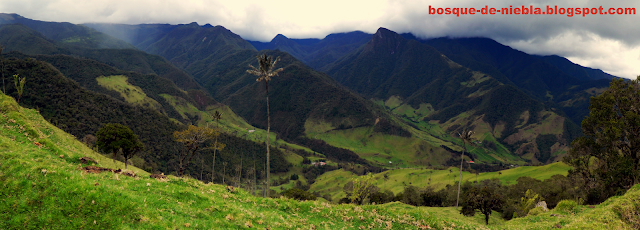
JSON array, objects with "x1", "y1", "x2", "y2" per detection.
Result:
[{"x1": 1, "y1": 0, "x2": 638, "y2": 78}]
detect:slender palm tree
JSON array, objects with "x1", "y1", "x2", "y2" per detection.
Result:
[
  {"x1": 211, "y1": 110, "x2": 223, "y2": 182},
  {"x1": 0, "y1": 45, "x2": 5, "y2": 94},
  {"x1": 456, "y1": 129, "x2": 474, "y2": 208},
  {"x1": 246, "y1": 54, "x2": 283, "y2": 196}
]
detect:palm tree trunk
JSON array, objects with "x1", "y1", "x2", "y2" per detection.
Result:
[
  {"x1": 1, "y1": 47, "x2": 5, "y2": 94},
  {"x1": 456, "y1": 142, "x2": 466, "y2": 208},
  {"x1": 212, "y1": 135, "x2": 218, "y2": 182},
  {"x1": 1, "y1": 56, "x2": 4, "y2": 94},
  {"x1": 265, "y1": 81, "x2": 271, "y2": 197}
]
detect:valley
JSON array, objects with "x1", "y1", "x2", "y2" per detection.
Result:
[{"x1": 1, "y1": 12, "x2": 638, "y2": 229}]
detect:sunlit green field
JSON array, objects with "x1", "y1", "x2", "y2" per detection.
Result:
[{"x1": 310, "y1": 162, "x2": 571, "y2": 201}]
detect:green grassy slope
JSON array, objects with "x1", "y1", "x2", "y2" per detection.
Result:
[
  {"x1": 0, "y1": 93, "x2": 483, "y2": 229},
  {"x1": 1, "y1": 93, "x2": 637, "y2": 229},
  {"x1": 310, "y1": 162, "x2": 571, "y2": 201},
  {"x1": 96, "y1": 75, "x2": 163, "y2": 110}
]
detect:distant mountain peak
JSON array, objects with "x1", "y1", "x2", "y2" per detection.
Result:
[
  {"x1": 269, "y1": 34, "x2": 295, "y2": 47},
  {"x1": 366, "y1": 27, "x2": 406, "y2": 55},
  {"x1": 0, "y1": 13, "x2": 20, "y2": 21}
]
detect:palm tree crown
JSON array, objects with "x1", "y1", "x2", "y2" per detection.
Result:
[{"x1": 247, "y1": 54, "x2": 283, "y2": 83}]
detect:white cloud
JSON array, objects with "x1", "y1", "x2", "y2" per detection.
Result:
[
  {"x1": 506, "y1": 31, "x2": 640, "y2": 78},
  {"x1": 0, "y1": 0, "x2": 638, "y2": 78}
]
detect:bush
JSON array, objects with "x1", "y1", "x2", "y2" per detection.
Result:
[
  {"x1": 612, "y1": 186, "x2": 640, "y2": 229},
  {"x1": 554, "y1": 200, "x2": 578, "y2": 214},
  {"x1": 284, "y1": 188, "x2": 316, "y2": 201},
  {"x1": 290, "y1": 174, "x2": 299, "y2": 180},
  {"x1": 527, "y1": 207, "x2": 545, "y2": 216},
  {"x1": 460, "y1": 205, "x2": 476, "y2": 216}
]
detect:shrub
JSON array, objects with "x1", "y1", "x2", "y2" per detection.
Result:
[
  {"x1": 612, "y1": 186, "x2": 640, "y2": 229},
  {"x1": 554, "y1": 200, "x2": 578, "y2": 214},
  {"x1": 284, "y1": 188, "x2": 316, "y2": 201},
  {"x1": 527, "y1": 207, "x2": 545, "y2": 216}
]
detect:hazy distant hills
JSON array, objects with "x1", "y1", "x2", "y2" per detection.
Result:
[
  {"x1": 248, "y1": 32, "x2": 372, "y2": 70},
  {"x1": 0, "y1": 13, "x2": 134, "y2": 50}
]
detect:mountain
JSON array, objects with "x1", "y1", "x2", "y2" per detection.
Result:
[
  {"x1": 415, "y1": 36, "x2": 612, "y2": 124},
  {"x1": 0, "y1": 17, "x2": 294, "y2": 176},
  {"x1": 0, "y1": 24, "x2": 64, "y2": 55},
  {"x1": 34, "y1": 17, "x2": 614, "y2": 166},
  {"x1": 87, "y1": 22, "x2": 418, "y2": 166},
  {"x1": 247, "y1": 31, "x2": 372, "y2": 70},
  {"x1": 0, "y1": 22, "x2": 204, "y2": 92},
  {"x1": 538, "y1": 55, "x2": 616, "y2": 81},
  {"x1": 246, "y1": 31, "x2": 612, "y2": 127},
  {"x1": 2, "y1": 53, "x2": 291, "y2": 178},
  {"x1": 325, "y1": 28, "x2": 582, "y2": 164},
  {"x1": 0, "y1": 13, "x2": 134, "y2": 50}
]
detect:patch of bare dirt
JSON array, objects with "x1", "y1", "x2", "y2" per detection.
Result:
[{"x1": 81, "y1": 166, "x2": 136, "y2": 177}]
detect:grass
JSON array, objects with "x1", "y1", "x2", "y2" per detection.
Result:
[
  {"x1": 306, "y1": 125, "x2": 451, "y2": 167},
  {"x1": 96, "y1": 75, "x2": 162, "y2": 110},
  {"x1": 0, "y1": 93, "x2": 487, "y2": 229},
  {"x1": 309, "y1": 162, "x2": 571, "y2": 201},
  {"x1": 1, "y1": 92, "x2": 638, "y2": 229},
  {"x1": 160, "y1": 93, "x2": 316, "y2": 155}
]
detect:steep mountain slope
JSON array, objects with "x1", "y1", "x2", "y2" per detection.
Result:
[
  {"x1": 0, "y1": 19, "x2": 296, "y2": 179},
  {"x1": 0, "y1": 23, "x2": 203, "y2": 91},
  {"x1": 538, "y1": 55, "x2": 616, "y2": 81},
  {"x1": 0, "y1": 24, "x2": 64, "y2": 55},
  {"x1": 2, "y1": 55, "x2": 291, "y2": 179},
  {"x1": 0, "y1": 13, "x2": 134, "y2": 50},
  {"x1": 417, "y1": 37, "x2": 612, "y2": 124},
  {"x1": 325, "y1": 28, "x2": 581, "y2": 164}
]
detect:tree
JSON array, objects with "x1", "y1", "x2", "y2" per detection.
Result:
[
  {"x1": 13, "y1": 74, "x2": 25, "y2": 103},
  {"x1": 344, "y1": 173, "x2": 379, "y2": 204},
  {"x1": 564, "y1": 77, "x2": 640, "y2": 203},
  {"x1": 461, "y1": 186, "x2": 504, "y2": 225},
  {"x1": 456, "y1": 129, "x2": 474, "y2": 207},
  {"x1": 95, "y1": 123, "x2": 144, "y2": 169},
  {"x1": 517, "y1": 189, "x2": 541, "y2": 217},
  {"x1": 211, "y1": 110, "x2": 223, "y2": 182},
  {"x1": 1, "y1": 45, "x2": 5, "y2": 94},
  {"x1": 246, "y1": 54, "x2": 284, "y2": 195},
  {"x1": 174, "y1": 125, "x2": 222, "y2": 177}
]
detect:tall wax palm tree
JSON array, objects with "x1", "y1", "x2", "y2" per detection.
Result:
[
  {"x1": 456, "y1": 129, "x2": 474, "y2": 208},
  {"x1": 246, "y1": 54, "x2": 283, "y2": 196},
  {"x1": 211, "y1": 110, "x2": 223, "y2": 182},
  {"x1": 1, "y1": 45, "x2": 5, "y2": 94}
]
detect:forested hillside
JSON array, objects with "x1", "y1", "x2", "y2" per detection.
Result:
[{"x1": 1, "y1": 55, "x2": 290, "y2": 180}]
